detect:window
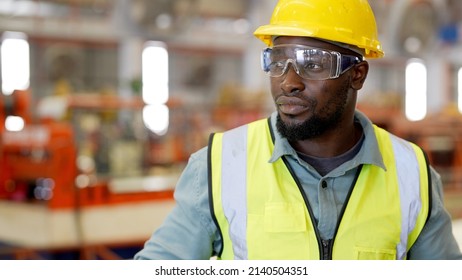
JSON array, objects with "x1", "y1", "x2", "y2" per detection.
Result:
[
  {"x1": 405, "y1": 59, "x2": 427, "y2": 121},
  {"x1": 142, "y1": 41, "x2": 169, "y2": 135}
]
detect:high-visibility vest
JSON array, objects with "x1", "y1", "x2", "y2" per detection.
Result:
[{"x1": 208, "y1": 118, "x2": 430, "y2": 260}]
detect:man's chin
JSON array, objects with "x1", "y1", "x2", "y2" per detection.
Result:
[
  {"x1": 276, "y1": 113, "x2": 327, "y2": 141},
  {"x1": 277, "y1": 112, "x2": 306, "y2": 126},
  {"x1": 276, "y1": 114, "x2": 303, "y2": 141}
]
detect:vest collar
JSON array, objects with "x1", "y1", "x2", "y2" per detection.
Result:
[{"x1": 268, "y1": 111, "x2": 386, "y2": 171}]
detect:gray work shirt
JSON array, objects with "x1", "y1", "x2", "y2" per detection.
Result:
[{"x1": 135, "y1": 110, "x2": 462, "y2": 260}]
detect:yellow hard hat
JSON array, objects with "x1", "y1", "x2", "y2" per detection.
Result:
[{"x1": 254, "y1": 0, "x2": 384, "y2": 58}]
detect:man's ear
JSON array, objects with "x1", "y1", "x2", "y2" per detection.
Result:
[{"x1": 351, "y1": 61, "x2": 369, "y2": 90}]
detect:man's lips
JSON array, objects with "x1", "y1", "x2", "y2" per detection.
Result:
[{"x1": 276, "y1": 96, "x2": 309, "y2": 116}]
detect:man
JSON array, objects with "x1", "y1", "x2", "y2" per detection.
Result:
[{"x1": 135, "y1": 0, "x2": 462, "y2": 259}]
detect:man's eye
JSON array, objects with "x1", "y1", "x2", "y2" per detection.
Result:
[
  {"x1": 271, "y1": 61, "x2": 286, "y2": 68},
  {"x1": 302, "y1": 62, "x2": 324, "y2": 71}
]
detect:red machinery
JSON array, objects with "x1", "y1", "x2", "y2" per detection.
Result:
[
  {"x1": 0, "y1": 121, "x2": 78, "y2": 208},
  {"x1": 0, "y1": 90, "x2": 176, "y2": 259},
  {"x1": 0, "y1": 91, "x2": 174, "y2": 209}
]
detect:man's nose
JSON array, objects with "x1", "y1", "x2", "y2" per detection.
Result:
[{"x1": 280, "y1": 62, "x2": 305, "y2": 94}]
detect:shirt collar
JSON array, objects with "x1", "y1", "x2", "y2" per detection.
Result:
[{"x1": 268, "y1": 110, "x2": 386, "y2": 170}]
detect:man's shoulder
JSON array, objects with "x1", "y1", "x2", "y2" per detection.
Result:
[{"x1": 189, "y1": 146, "x2": 208, "y2": 162}]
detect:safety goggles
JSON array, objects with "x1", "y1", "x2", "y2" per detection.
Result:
[{"x1": 261, "y1": 44, "x2": 363, "y2": 80}]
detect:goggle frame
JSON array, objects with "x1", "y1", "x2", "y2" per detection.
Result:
[{"x1": 261, "y1": 44, "x2": 363, "y2": 80}]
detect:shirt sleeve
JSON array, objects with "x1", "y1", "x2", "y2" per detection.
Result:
[
  {"x1": 133, "y1": 147, "x2": 219, "y2": 260},
  {"x1": 407, "y1": 166, "x2": 462, "y2": 259}
]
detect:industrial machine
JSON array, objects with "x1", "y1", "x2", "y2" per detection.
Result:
[{"x1": 0, "y1": 90, "x2": 177, "y2": 259}]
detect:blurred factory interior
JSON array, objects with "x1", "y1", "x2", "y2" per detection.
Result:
[{"x1": 1, "y1": 0, "x2": 462, "y2": 259}]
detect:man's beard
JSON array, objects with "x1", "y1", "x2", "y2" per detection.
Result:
[{"x1": 276, "y1": 82, "x2": 349, "y2": 142}]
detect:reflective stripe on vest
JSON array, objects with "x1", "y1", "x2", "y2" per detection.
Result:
[
  {"x1": 390, "y1": 133, "x2": 426, "y2": 259},
  {"x1": 209, "y1": 118, "x2": 429, "y2": 260}
]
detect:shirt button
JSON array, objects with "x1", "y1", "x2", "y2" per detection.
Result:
[{"x1": 321, "y1": 181, "x2": 327, "y2": 189}]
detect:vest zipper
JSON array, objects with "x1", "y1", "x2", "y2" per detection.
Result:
[
  {"x1": 327, "y1": 165, "x2": 364, "y2": 259},
  {"x1": 321, "y1": 239, "x2": 333, "y2": 260}
]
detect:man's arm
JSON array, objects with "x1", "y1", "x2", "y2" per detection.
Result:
[
  {"x1": 407, "y1": 166, "x2": 462, "y2": 259},
  {"x1": 134, "y1": 147, "x2": 217, "y2": 259}
]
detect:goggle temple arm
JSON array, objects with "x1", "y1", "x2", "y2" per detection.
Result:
[{"x1": 340, "y1": 55, "x2": 363, "y2": 72}]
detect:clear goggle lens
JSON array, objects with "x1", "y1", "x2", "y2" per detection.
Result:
[{"x1": 261, "y1": 44, "x2": 362, "y2": 80}]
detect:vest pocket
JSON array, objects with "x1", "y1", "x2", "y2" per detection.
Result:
[
  {"x1": 264, "y1": 202, "x2": 306, "y2": 232},
  {"x1": 354, "y1": 246, "x2": 396, "y2": 260},
  {"x1": 247, "y1": 202, "x2": 311, "y2": 259}
]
